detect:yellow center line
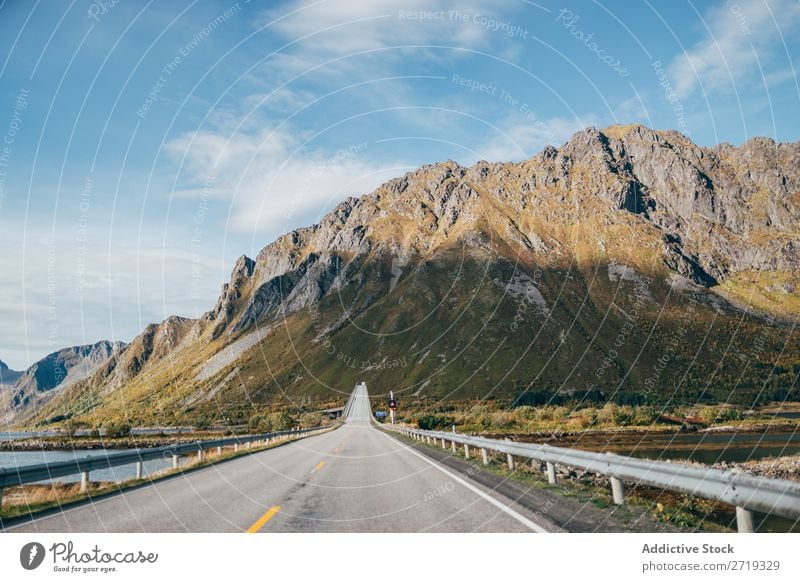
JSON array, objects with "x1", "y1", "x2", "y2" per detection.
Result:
[
  {"x1": 246, "y1": 505, "x2": 280, "y2": 533},
  {"x1": 312, "y1": 460, "x2": 326, "y2": 473}
]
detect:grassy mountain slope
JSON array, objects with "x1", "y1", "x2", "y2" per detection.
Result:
[{"x1": 7, "y1": 124, "x2": 800, "y2": 427}]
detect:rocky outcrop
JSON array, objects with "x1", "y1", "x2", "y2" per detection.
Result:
[
  {"x1": 0, "y1": 360, "x2": 22, "y2": 387},
  {"x1": 202, "y1": 124, "x2": 799, "y2": 336},
  {"x1": 3, "y1": 340, "x2": 125, "y2": 415},
  {"x1": 712, "y1": 454, "x2": 800, "y2": 482},
  {"x1": 205, "y1": 255, "x2": 255, "y2": 339},
  {"x1": 112, "y1": 316, "x2": 194, "y2": 381}
]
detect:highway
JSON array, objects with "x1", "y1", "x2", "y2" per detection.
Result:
[{"x1": 2, "y1": 384, "x2": 553, "y2": 533}]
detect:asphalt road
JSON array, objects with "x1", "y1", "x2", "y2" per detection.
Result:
[{"x1": 3, "y1": 384, "x2": 551, "y2": 533}]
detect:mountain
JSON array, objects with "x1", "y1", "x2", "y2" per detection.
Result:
[
  {"x1": 0, "y1": 341, "x2": 125, "y2": 423},
  {"x1": 0, "y1": 360, "x2": 22, "y2": 387},
  {"x1": 6, "y1": 124, "x2": 800, "y2": 427}
]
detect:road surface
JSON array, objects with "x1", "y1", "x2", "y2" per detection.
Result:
[{"x1": 3, "y1": 384, "x2": 551, "y2": 533}]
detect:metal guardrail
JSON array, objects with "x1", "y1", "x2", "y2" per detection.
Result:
[
  {"x1": 388, "y1": 425, "x2": 800, "y2": 533},
  {"x1": 0, "y1": 424, "x2": 335, "y2": 504},
  {"x1": 341, "y1": 383, "x2": 363, "y2": 420}
]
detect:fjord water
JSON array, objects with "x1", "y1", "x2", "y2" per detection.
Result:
[
  {"x1": 585, "y1": 431, "x2": 800, "y2": 464},
  {"x1": 0, "y1": 449, "x2": 174, "y2": 483}
]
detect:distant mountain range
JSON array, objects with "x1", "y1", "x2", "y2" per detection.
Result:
[
  {"x1": 4, "y1": 124, "x2": 799, "y2": 428},
  {"x1": 0, "y1": 341, "x2": 125, "y2": 422},
  {"x1": 0, "y1": 360, "x2": 23, "y2": 387}
]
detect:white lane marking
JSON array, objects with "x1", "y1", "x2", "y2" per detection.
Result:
[{"x1": 376, "y1": 429, "x2": 549, "y2": 533}]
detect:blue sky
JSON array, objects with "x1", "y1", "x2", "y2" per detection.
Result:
[{"x1": 0, "y1": 0, "x2": 798, "y2": 369}]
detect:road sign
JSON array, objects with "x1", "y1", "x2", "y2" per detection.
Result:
[{"x1": 388, "y1": 391, "x2": 398, "y2": 425}]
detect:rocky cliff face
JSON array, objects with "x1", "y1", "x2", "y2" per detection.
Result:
[
  {"x1": 2, "y1": 340, "x2": 125, "y2": 420},
  {"x1": 7, "y1": 124, "x2": 800, "y2": 426},
  {"x1": 204, "y1": 124, "x2": 800, "y2": 335},
  {"x1": 0, "y1": 360, "x2": 22, "y2": 387}
]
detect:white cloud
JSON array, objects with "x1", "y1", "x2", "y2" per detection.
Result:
[
  {"x1": 165, "y1": 124, "x2": 405, "y2": 236},
  {"x1": 163, "y1": 1, "x2": 552, "y2": 238},
  {"x1": 668, "y1": 0, "x2": 800, "y2": 99},
  {"x1": 0, "y1": 226, "x2": 225, "y2": 370},
  {"x1": 478, "y1": 115, "x2": 597, "y2": 162},
  {"x1": 261, "y1": 0, "x2": 505, "y2": 54},
  {"x1": 255, "y1": 0, "x2": 528, "y2": 80}
]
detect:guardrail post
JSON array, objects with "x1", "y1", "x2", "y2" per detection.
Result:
[
  {"x1": 135, "y1": 461, "x2": 143, "y2": 480},
  {"x1": 736, "y1": 507, "x2": 755, "y2": 533},
  {"x1": 451, "y1": 439, "x2": 457, "y2": 453},
  {"x1": 197, "y1": 449, "x2": 204, "y2": 461},
  {"x1": 0, "y1": 486, "x2": 4, "y2": 507},
  {"x1": 80, "y1": 470, "x2": 90, "y2": 493},
  {"x1": 546, "y1": 462, "x2": 557, "y2": 484},
  {"x1": 441, "y1": 438, "x2": 446, "y2": 449},
  {"x1": 173, "y1": 454, "x2": 179, "y2": 470},
  {"x1": 247, "y1": 442, "x2": 252, "y2": 450},
  {"x1": 234, "y1": 443, "x2": 239, "y2": 452},
  {"x1": 464, "y1": 444, "x2": 470, "y2": 459},
  {"x1": 610, "y1": 476, "x2": 625, "y2": 505},
  {"x1": 507, "y1": 454, "x2": 515, "y2": 471},
  {"x1": 481, "y1": 448, "x2": 489, "y2": 465},
  {"x1": 217, "y1": 446, "x2": 222, "y2": 455}
]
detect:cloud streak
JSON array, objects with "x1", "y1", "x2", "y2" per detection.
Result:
[{"x1": 668, "y1": 0, "x2": 800, "y2": 99}]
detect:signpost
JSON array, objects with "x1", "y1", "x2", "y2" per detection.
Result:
[{"x1": 387, "y1": 391, "x2": 398, "y2": 425}]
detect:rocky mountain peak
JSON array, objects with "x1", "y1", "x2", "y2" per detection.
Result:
[
  {"x1": 195, "y1": 125, "x2": 800, "y2": 339},
  {"x1": 0, "y1": 359, "x2": 22, "y2": 386},
  {"x1": 1, "y1": 340, "x2": 126, "y2": 417}
]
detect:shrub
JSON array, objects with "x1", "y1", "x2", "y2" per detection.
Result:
[
  {"x1": 489, "y1": 411, "x2": 516, "y2": 428},
  {"x1": 632, "y1": 406, "x2": 660, "y2": 426},
  {"x1": 612, "y1": 406, "x2": 634, "y2": 427},
  {"x1": 61, "y1": 419, "x2": 80, "y2": 438},
  {"x1": 417, "y1": 415, "x2": 455, "y2": 431},
  {"x1": 513, "y1": 405, "x2": 537, "y2": 421},
  {"x1": 699, "y1": 406, "x2": 741, "y2": 423},
  {"x1": 299, "y1": 412, "x2": 325, "y2": 428},
  {"x1": 268, "y1": 411, "x2": 295, "y2": 431},
  {"x1": 512, "y1": 390, "x2": 563, "y2": 407},
  {"x1": 552, "y1": 406, "x2": 571, "y2": 422},
  {"x1": 104, "y1": 421, "x2": 131, "y2": 438},
  {"x1": 195, "y1": 418, "x2": 212, "y2": 430},
  {"x1": 583, "y1": 407, "x2": 599, "y2": 427},
  {"x1": 248, "y1": 414, "x2": 272, "y2": 433}
]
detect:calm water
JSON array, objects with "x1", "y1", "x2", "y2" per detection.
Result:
[
  {"x1": 0, "y1": 431, "x2": 61, "y2": 439},
  {"x1": 562, "y1": 430, "x2": 800, "y2": 533},
  {"x1": 0, "y1": 449, "x2": 175, "y2": 483},
  {"x1": 587, "y1": 431, "x2": 800, "y2": 464},
  {"x1": 0, "y1": 427, "x2": 202, "y2": 440}
]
